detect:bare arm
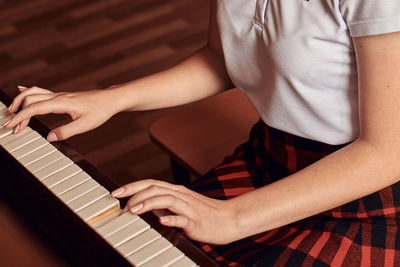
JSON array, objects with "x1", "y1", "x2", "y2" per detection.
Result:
[
  {"x1": 110, "y1": 46, "x2": 232, "y2": 113},
  {"x1": 230, "y1": 31, "x2": 400, "y2": 239},
  {"x1": 112, "y1": 31, "x2": 400, "y2": 245}
]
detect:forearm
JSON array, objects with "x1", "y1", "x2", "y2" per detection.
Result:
[
  {"x1": 106, "y1": 46, "x2": 233, "y2": 113},
  {"x1": 230, "y1": 139, "x2": 398, "y2": 240}
]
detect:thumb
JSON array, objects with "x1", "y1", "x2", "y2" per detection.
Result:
[
  {"x1": 47, "y1": 118, "x2": 91, "y2": 141},
  {"x1": 17, "y1": 85, "x2": 29, "y2": 92}
]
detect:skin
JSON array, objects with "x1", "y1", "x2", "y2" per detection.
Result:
[{"x1": 4, "y1": 1, "x2": 400, "y2": 245}]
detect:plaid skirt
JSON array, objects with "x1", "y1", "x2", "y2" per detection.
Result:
[{"x1": 189, "y1": 120, "x2": 400, "y2": 266}]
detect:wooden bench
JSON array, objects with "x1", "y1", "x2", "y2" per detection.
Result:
[{"x1": 149, "y1": 88, "x2": 259, "y2": 185}]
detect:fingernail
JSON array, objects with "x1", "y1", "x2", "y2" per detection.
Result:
[
  {"x1": 111, "y1": 188, "x2": 124, "y2": 197},
  {"x1": 17, "y1": 85, "x2": 27, "y2": 90},
  {"x1": 160, "y1": 216, "x2": 170, "y2": 223},
  {"x1": 8, "y1": 104, "x2": 13, "y2": 111},
  {"x1": 13, "y1": 124, "x2": 20, "y2": 134},
  {"x1": 2, "y1": 119, "x2": 10, "y2": 127},
  {"x1": 47, "y1": 132, "x2": 58, "y2": 142},
  {"x1": 130, "y1": 203, "x2": 143, "y2": 213}
]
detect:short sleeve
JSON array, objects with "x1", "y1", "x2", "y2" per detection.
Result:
[{"x1": 340, "y1": 0, "x2": 400, "y2": 37}]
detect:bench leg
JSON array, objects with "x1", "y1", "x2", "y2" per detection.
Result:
[{"x1": 170, "y1": 158, "x2": 191, "y2": 186}]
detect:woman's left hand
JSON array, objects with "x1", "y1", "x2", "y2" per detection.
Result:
[{"x1": 111, "y1": 179, "x2": 239, "y2": 245}]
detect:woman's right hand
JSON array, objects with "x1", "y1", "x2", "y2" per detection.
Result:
[{"x1": 3, "y1": 85, "x2": 120, "y2": 142}]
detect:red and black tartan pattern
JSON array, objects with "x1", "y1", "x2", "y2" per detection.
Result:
[{"x1": 189, "y1": 120, "x2": 400, "y2": 266}]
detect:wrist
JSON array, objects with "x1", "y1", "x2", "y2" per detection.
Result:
[
  {"x1": 104, "y1": 84, "x2": 139, "y2": 113},
  {"x1": 227, "y1": 196, "x2": 264, "y2": 242},
  {"x1": 225, "y1": 198, "x2": 250, "y2": 243}
]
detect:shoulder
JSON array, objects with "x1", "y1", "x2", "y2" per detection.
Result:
[{"x1": 340, "y1": 0, "x2": 400, "y2": 37}]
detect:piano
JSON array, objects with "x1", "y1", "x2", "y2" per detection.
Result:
[{"x1": 0, "y1": 89, "x2": 218, "y2": 267}]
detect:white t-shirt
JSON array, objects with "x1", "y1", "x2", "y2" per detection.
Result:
[{"x1": 217, "y1": 0, "x2": 400, "y2": 144}]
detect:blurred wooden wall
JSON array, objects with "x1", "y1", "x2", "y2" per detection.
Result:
[{"x1": 0, "y1": 0, "x2": 210, "y2": 185}]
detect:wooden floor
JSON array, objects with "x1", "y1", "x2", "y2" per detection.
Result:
[{"x1": 0, "y1": 0, "x2": 209, "y2": 186}]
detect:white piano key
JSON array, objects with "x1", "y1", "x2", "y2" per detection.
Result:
[
  {"x1": 127, "y1": 237, "x2": 172, "y2": 266},
  {"x1": 168, "y1": 256, "x2": 197, "y2": 267},
  {"x1": 58, "y1": 179, "x2": 100, "y2": 203},
  {"x1": 34, "y1": 157, "x2": 73, "y2": 180},
  {"x1": 49, "y1": 171, "x2": 91, "y2": 196},
  {"x1": 0, "y1": 125, "x2": 13, "y2": 139},
  {"x1": 11, "y1": 137, "x2": 48, "y2": 159},
  {"x1": 26, "y1": 150, "x2": 64, "y2": 173},
  {"x1": 96, "y1": 212, "x2": 140, "y2": 238},
  {"x1": 42, "y1": 164, "x2": 82, "y2": 188},
  {"x1": 0, "y1": 127, "x2": 33, "y2": 146},
  {"x1": 0, "y1": 114, "x2": 14, "y2": 139},
  {"x1": 0, "y1": 105, "x2": 7, "y2": 118},
  {"x1": 3, "y1": 131, "x2": 41, "y2": 152},
  {"x1": 140, "y1": 246, "x2": 184, "y2": 267},
  {"x1": 106, "y1": 218, "x2": 150, "y2": 248},
  {"x1": 18, "y1": 144, "x2": 57, "y2": 166},
  {"x1": 0, "y1": 101, "x2": 198, "y2": 267},
  {"x1": 0, "y1": 113, "x2": 12, "y2": 124},
  {"x1": 116, "y1": 228, "x2": 161, "y2": 257},
  {"x1": 67, "y1": 186, "x2": 109, "y2": 212},
  {"x1": 91, "y1": 210, "x2": 120, "y2": 229},
  {"x1": 76, "y1": 194, "x2": 120, "y2": 224}
]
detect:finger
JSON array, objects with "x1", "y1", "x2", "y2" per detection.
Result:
[
  {"x1": 111, "y1": 180, "x2": 209, "y2": 205},
  {"x1": 12, "y1": 123, "x2": 21, "y2": 134},
  {"x1": 160, "y1": 215, "x2": 190, "y2": 229},
  {"x1": 12, "y1": 95, "x2": 55, "y2": 133},
  {"x1": 111, "y1": 179, "x2": 185, "y2": 198},
  {"x1": 14, "y1": 119, "x2": 30, "y2": 134},
  {"x1": 23, "y1": 94, "x2": 55, "y2": 108},
  {"x1": 47, "y1": 117, "x2": 93, "y2": 141},
  {"x1": 5, "y1": 100, "x2": 69, "y2": 128},
  {"x1": 17, "y1": 85, "x2": 29, "y2": 92},
  {"x1": 128, "y1": 194, "x2": 193, "y2": 219},
  {"x1": 125, "y1": 185, "x2": 186, "y2": 210},
  {"x1": 9, "y1": 86, "x2": 52, "y2": 113}
]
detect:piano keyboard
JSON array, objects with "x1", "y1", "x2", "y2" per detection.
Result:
[{"x1": 0, "y1": 101, "x2": 198, "y2": 267}]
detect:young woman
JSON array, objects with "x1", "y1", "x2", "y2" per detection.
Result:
[{"x1": 4, "y1": 1, "x2": 400, "y2": 266}]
